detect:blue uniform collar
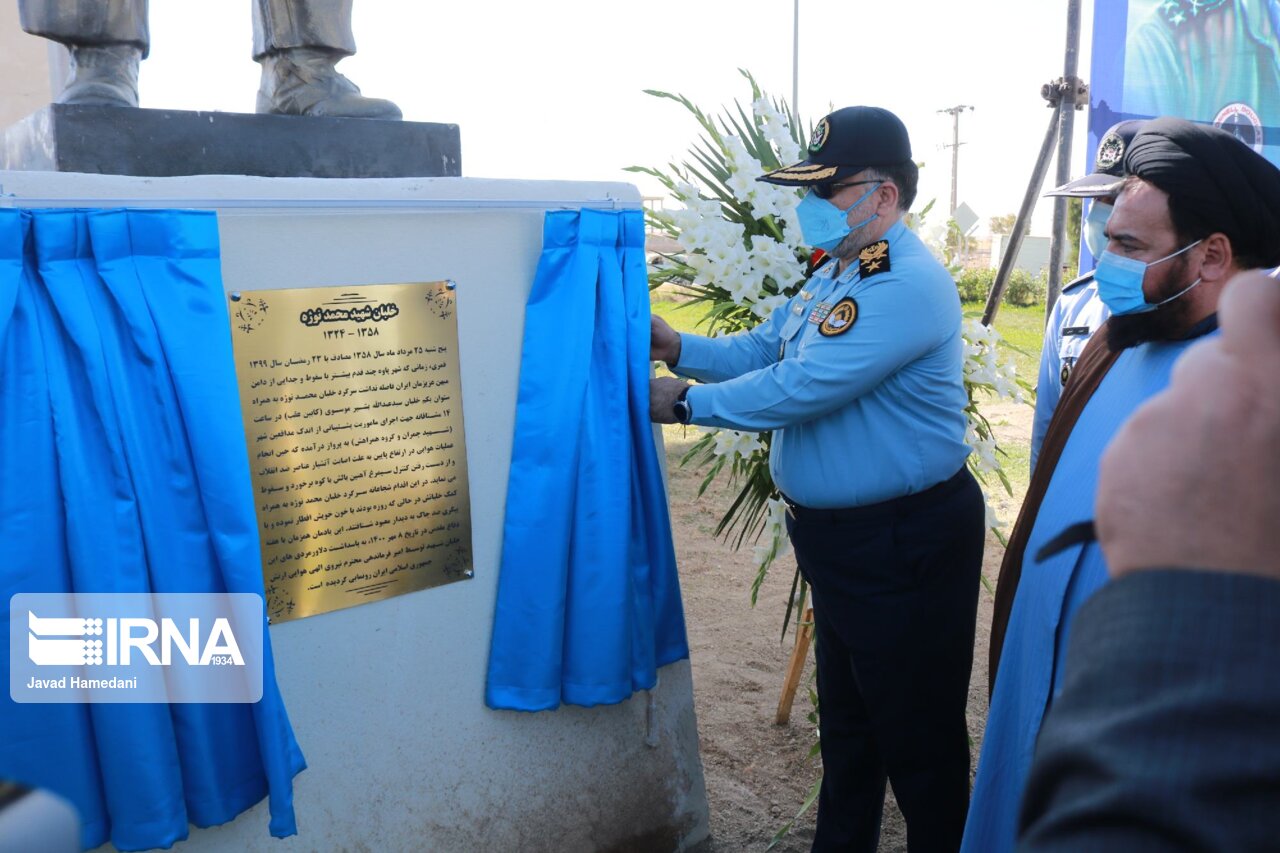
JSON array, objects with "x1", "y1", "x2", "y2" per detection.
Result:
[{"x1": 811, "y1": 219, "x2": 907, "y2": 283}]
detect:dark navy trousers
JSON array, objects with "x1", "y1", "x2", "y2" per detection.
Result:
[{"x1": 787, "y1": 467, "x2": 985, "y2": 853}]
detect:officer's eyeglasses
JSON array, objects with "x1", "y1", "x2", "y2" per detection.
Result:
[{"x1": 811, "y1": 179, "x2": 881, "y2": 200}]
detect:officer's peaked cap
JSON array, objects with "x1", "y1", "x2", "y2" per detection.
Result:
[
  {"x1": 1046, "y1": 119, "x2": 1147, "y2": 198},
  {"x1": 758, "y1": 106, "x2": 912, "y2": 187}
]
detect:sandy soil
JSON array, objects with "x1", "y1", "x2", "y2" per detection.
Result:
[{"x1": 669, "y1": 399, "x2": 1032, "y2": 852}]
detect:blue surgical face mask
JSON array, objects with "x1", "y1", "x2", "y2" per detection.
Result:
[
  {"x1": 1084, "y1": 200, "x2": 1113, "y2": 259},
  {"x1": 1094, "y1": 239, "x2": 1203, "y2": 315},
  {"x1": 796, "y1": 182, "x2": 882, "y2": 252}
]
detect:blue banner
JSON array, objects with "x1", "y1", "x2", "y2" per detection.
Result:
[{"x1": 1089, "y1": 0, "x2": 1280, "y2": 171}]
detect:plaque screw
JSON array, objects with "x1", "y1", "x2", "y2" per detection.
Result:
[
  {"x1": 230, "y1": 292, "x2": 242, "y2": 302},
  {"x1": 446, "y1": 280, "x2": 457, "y2": 291}
]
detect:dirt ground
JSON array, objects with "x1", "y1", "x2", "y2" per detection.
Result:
[{"x1": 669, "y1": 400, "x2": 1033, "y2": 852}]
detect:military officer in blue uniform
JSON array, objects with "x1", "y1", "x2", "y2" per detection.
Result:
[
  {"x1": 649, "y1": 106, "x2": 986, "y2": 852},
  {"x1": 1031, "y1": 121, "x2": 1145, "y2": 470}
]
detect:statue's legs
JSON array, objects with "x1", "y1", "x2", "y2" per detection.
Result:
[
  {"x1": 18, "y1": 0, "x2": 400, "y2": 119},
  {"x1": 19, "y1": 0, "x2": 146, "y2": 107},
  {"x1": 253, "y1": 0, "x2": 400, "y2": 120}
]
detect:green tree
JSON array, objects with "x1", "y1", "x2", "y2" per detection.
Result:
[{"x1": 989, "y1": 213, "x2": 1017, "y2": 235}]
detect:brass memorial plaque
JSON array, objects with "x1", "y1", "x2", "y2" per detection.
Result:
[{"x1": 229, "y1": 282, "x2": 472, "y2": 623}]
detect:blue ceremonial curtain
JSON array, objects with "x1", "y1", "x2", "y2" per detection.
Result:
[
  {"x1": 0, "y1": 209, "x2": 305, "y2": 850},
  {"x1": 485, "y1": 208, "x2": 689, "y2": 712}
]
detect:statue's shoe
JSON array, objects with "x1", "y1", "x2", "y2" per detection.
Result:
[
  {"x1": 58, "y1": 44, "x2": 140, "y2": 109},
  {"x1": 257, "y1": 48, "x2": 402, "y2": 120}
]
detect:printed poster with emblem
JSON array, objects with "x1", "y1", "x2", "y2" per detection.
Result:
[
  {"x1": 228, "y1": 282, "x2": 473, "y2": 624},
  {"x1": 1089, "y1": 0, "x2": 1280, "y2": 235}
]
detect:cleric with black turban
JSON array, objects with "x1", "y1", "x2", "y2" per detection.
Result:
[
  {"x1": 966, "y1": 115, "x2": 1280, "y2": 853},
  {"x1": 1123, "y1": 116, "x2": 1280, "y2": 270}
]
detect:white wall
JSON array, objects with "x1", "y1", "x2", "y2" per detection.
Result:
[
  {"x1": 0, "y1": 171, "x2": 710, "y2": 853},
  {"x1": 990, "y1": 233, "x2": 1053, "y2": 276},
  {"x1": 0, "y1": 6, "x2": 57, "y2": 130}
]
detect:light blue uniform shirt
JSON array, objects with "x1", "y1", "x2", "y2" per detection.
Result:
[
  {"x1": 961, "y1": 330, "x2": 1218, "y2": 853},
  {"x1": 1031, "y1": 274, "x2": 1111, "y2": 472},
  {"x1": 675, "y1": 220, "x2": 970, "y2": 509}
]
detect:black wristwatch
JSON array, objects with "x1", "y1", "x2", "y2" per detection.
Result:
[{"x1": 673, "y1": 386, "x2": 693, "y2": 425}]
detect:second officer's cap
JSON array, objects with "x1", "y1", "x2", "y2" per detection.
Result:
[
  {"x1": 1045, "y1": 119, "x2": 1146, "y2": 197},
  {"x1": 758, "y1": 106, "x2": 912, "y2": 186}
]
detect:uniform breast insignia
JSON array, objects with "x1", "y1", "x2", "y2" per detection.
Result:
[
  {"x1": 1157, "y1": 0, "x2": 1228, "y2": 28},
  {"x1": 1062, "y1": 326, "x2": 1091, "y2": 337},
  {"x1": 1061, "y1": 357, "x2": 1076, "y2": 386},
  {"x1": 857, "y1": 240, "x2": 891, "y2": 278},
  {"x1": 808, "y1": 302, "x2": 834, "y2": 324},
  {"x1": 818, "y1": 298, "x2": 858, "y2": 337}
]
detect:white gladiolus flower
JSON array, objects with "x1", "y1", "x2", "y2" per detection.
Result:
[
  {"x1": 726, "y1": 170, "x2": 757, "y2": 204},
  {"x1": 674, "y1": 182, "x2": 697, "y2": 199},
  {"x1": 752, "y1": 293, "x2": 788, "y2": 319},
  {"x1": 752, "y1": 97, "x2": 802, "y2": 165},
  {"x1": 766, "y1": 496, "x2": 788, "y2": 528},
  {"x1": 984, "y1": 495, "x2": 1004, "y2": 531},
  {"x1": 723, "y1": 134, "x2": 765, "y2": 179}
]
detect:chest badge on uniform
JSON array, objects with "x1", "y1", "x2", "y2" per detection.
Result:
[
  {"x1": 808, "y1": 302, "x2": 834, "y2": 324},
  {"x1": 857, "y1": 240, "x2": 890, "y2": 278},
  {"x1": 819, "y1": 298, "x2": 858, "y2": 337},
  {"x1": 1060, "y1": 357, "x2": 1076, "y2": 386}
]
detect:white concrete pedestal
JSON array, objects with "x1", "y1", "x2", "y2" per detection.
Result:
[{"x1": 0, "y1": 171, "x2": 709, "y2": 853}]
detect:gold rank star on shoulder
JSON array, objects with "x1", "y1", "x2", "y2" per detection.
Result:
[{"x1": 857, "y1": 241, "x2": 891, "y2": 278}]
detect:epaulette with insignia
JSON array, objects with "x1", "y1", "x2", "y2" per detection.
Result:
[
  {"x1": 1061, "y1": 270, "x2": 1095, "y2": 294},
  {"x1": 857, "y1": 240, "x2": 890, "y2": 278},
  {"x1": 1157, "y1": 0, "x2": 1228, "y2": 29}
]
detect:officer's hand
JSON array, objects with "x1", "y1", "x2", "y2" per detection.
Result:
[
  {"x1": 649, "y1": 377, "x2": 689, "y2": 424},
  {"x1": 651, "y1": 316, "x2": 682, "y2": 366},
  {"x1": 1096, "y1": 270, "x2": 1280, "y2": 580}
]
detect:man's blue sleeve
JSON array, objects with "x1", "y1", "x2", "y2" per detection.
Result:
[
  {"x1": 673, "y1": 304, "x2": 785, "y2": 383},
  {"x1": 684, "y1": 281, "x2": 944, "y2": 431},
  {"x1": 1031, "y1": 302, "x2": 1065, "y2": 472}
]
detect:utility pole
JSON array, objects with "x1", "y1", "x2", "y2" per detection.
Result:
[
  {"x1": 792, "y1": 0, "x2": 800, "y2": 119},
  {"x1": 938, "y1": 105, "x2": 974, "y2": 214},
  {"x1": 1046, "y1": 0, "x2": 1086, "y2": 315}
]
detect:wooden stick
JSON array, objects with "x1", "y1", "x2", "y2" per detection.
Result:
[{"x1": 775, "y1": 607, "x2": 815, "y2": 725}]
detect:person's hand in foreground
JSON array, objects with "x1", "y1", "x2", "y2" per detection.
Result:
[
  {"x1": 1097, "y1": 269, "x2": 1280, "y2": 579},
  {"x1": 649, "y1": 377, "x2": 689, "y2": 425},
  {"x1": 650, "y1": 316, "x2": 681, "y2": 366}
]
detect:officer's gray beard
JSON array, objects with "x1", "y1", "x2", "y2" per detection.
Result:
[
  {"x1": 1105, "y1": 256, "x2": 1198, "y2": 350},
  {"x1": 830, "y1": 221, "x2": 879, "y2": 262}
]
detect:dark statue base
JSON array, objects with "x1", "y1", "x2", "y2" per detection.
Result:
[{"x1": 1, "y1": 105, "x2": 461, "y2": 179}]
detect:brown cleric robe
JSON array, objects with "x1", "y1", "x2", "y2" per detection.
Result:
[{"x1": 987, "y1": 323, "x2": 1123, "y2": 692}]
